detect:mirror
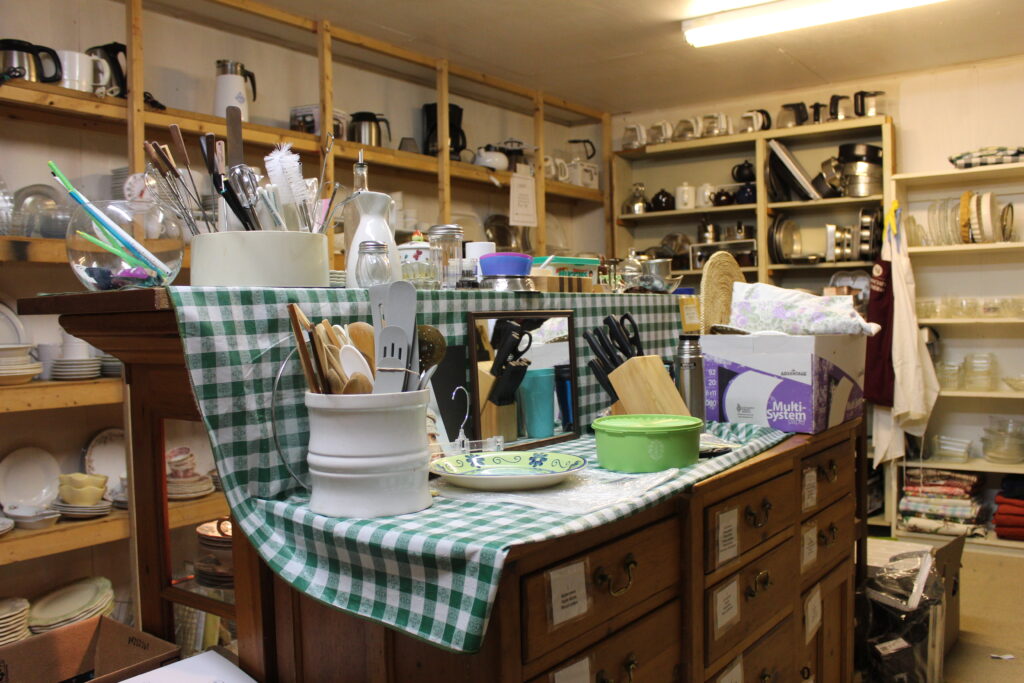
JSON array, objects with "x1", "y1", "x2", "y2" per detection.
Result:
[{"x1": 467, "y1": 310, "x2": 579, "y2": 450}]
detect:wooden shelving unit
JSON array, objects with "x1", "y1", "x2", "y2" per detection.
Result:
[
  {"x1": 917, "y1": 317, "x2": 1024, "y2": 325},
  {"x1": 892, "y1": 161, "x2": 1024, "y2": 187},
  {"x1": 908, "y1": 242, "x2": 1024, "y2": 255},
  {"x1": 0, "y1": 493, "x2": 228, "y2": 566},
  {"x1": 768, "y1": 195, "x2": 883, "y2": 210},
  {"x1": 617, "y1": 204, "x2": 756, "y2": 224},
  {"x1": 897, "y1": 528, "x2": 1024, "y2": 551},
  {"x1": 768, "y1": 260, "x2": 875, "y2": 270},
  {"x1": 0, "y1": 236, "x2": 192, "y2": 269},
  {"x1": 938, "y1": 389, "x2": 1024, "y2": 399},
  {"x1": 0, "y1": 378, "x2": 123, "y2": 413},
  {"x1": 899, "y1": 459, "x2": 1024, "y2": 475},
  {"x1": 673, "y1": 266, "x2": 758, "y2": 276}
]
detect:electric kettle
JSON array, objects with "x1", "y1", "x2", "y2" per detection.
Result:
[
  {"x1": 648, "y1": 120, "x2": 673, "y2": 145},
  {"x1": 829, "y1": 94, "x2": 854, "y2": 121},
  {"x1": 622, "y1": 124, "x2": 647, "y2": 150},
  {"x1": 810, "y1": 102, "x2": 828, "y2": 123},
  {"x1": 214, "y1": 60, "x2": 257, "y2": 121},
  {"x1": 854, "y1": 90, "x2": 885, "y2": 117},
  {"x1": 776, "y1": 103, "x2": 808, "y2": 128},
  {"x1": 0, "y1": 39, "x2": 61, "y2": 83},
  {"x1": 86, "y1": 42, "x2": 127, "y2": 97},
  {"x1": 349, "y1": 112, "x2": 392, "y2": 148},
  {"x1": 473, "y1": 145, "x2": 508, "y2": 171},
  {"x1": 701, "y1": 113, "x2": 731, "y2": 137},
  {"x1": 672, "y1": 117, "x2": 701, "y2": 141}
]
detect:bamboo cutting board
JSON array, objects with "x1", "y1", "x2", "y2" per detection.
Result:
[{"x1": 608, "y1": 355, "x2": 690, "y2": 416}]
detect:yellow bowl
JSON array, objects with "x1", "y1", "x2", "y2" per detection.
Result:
[
  {"x1": 59, "y1": 472, "x2": 108, "y2": 489},
  {"x1": 59, "y1": 484, "x2": 106, "y2": 506}
]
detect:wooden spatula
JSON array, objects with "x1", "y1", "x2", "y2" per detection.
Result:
[
  {"x1": 347, "y1": 321, "x2": 376, "y2": 376},
  {"x1": 287, "y1": 304, "x2": 320, "y2": 393}
]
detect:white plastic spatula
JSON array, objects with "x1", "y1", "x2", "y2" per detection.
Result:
[
  {"x1": 340, "y1": 344, "x2": 374, "y2": 388},
  {"x1": 373, "y1": 327, "x2": 410, "y2": 394}
]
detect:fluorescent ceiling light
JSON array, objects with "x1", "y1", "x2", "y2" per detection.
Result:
[{"x1": 682, "y1": 0, "x2": 950, "y2": 47}]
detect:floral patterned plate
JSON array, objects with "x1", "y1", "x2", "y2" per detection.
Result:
[{"x1": 428, "y1": 452, "x2": 586, "y2": 491}]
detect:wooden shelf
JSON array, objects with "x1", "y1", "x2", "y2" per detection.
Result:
[
  {"x1": 867, "y1": 514, "x2": 891, "y2": 527},
  {"x1": 0, "y1": 80, "x2": 127, "y2": 126},
  {"x1": 908, "y1": 242, "x2": 1024, "y2": 255},
  {"x1": 892, "y1": 162, "x2": 1024, "y2": 188},
  {"x1": 917, "y1": 317, "x2": 1024, "y2": 325},
  {"x1": 896, "y1": 528, "x2": 1024, "y2": 552},
  {"x1": 769, "y1": 260, "x2": 875, "y2": 270},
  {"x1": 939, "y1": 390, "x2": 1024, "y2": 399},
  {"x1": 767, "y1": 116, "x2": 890, "y2": 142},
  {"x1": 900, "y1": 458, "x2": 1024, "y2": 475},
  {"x1": 545, "y1": 180, "x2": 604, "y2": 203},
  {"x1": 0, "y1": 236, "x2": 192, "y2": 268},
  {"x1": 768, "y1": 195, "x2": 882, "y2": 210},
  {"x1": 0, "y1": 493, "x2": 228, "y2": 566},
  {"x1": 673, "y1": 267, "x2": 758, "y2": 276},
  {"x1": 0, "y1": 378, "x2": 123, "y2": 413},
  {"x1": 145, "y1": 107, "x2": 319, "y2": 153},
  {"x1": 617, "y1": 204, "x2": 756, "y2": 224},
  {"x1": 617, "y1": 131, "x2": 760, "y2": 160}
]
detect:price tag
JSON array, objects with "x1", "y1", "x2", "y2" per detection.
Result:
[
  {"x1": 713, "y1": 578, "x2": 740, "y2": 636},
  {"x1": 548, "y1": 561, "x2": 588, "y2": 627},
  {"x1": 875, "y1": 637, "x2": 911, "y2": 656},
  {"x1": 802, "y1": 467, "x2": 818, "y2": 511},
  {"x1": 804, "y1": 583, "x2": 823, "y2": 643},
  {"x1": 801, "y1": 523, "x2": 818, "y2": 569},
  {"x1": 717, "y1": 507, "x2": 739, "y2": 566},
  {"x1": 509, "y1": 173, "x2": 538, "y2": 227},
  {"x1": 718, "y1": 656, "x2": 743, "y2": 683},
  {"x1": 552, "y1": 658, "x2": 590, "y2": 683}
]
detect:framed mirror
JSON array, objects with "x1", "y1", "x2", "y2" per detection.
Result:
[{"x1": 467, "y1": 310, "x2": 579, "y2": 450}]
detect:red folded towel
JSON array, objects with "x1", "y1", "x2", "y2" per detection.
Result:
[
  {"x1": 996, "y1": 494, "x2": 1024, "y2": 513},
  {"x1": 994, "y1": 512, "x2": 1024, "y2": 528},
  {"x1": 995, "y1": 526, "x2": 1024, "y2": 541}
]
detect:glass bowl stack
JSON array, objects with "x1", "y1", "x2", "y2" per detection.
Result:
[{"x1": 982, "y1": 417, "x2": 1024, "y2": 464}]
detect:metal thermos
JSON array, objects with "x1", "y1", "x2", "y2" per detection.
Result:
[{"x1": 673, "y1": 335, "x2": 705, "y2": 421}]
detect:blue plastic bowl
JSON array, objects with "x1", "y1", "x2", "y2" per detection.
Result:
[{"x1": 479, "y1": 252, "x2": 532, "y2": 277}]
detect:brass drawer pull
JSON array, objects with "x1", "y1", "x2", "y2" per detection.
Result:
[
  {"x1": 745, "y1": 499, "x2": 773, "y2": 528},
  {"x1": 818, "y1": 523, "x2": 839, "y2": 546},
  {"x1": 760, "y1": 669, "x2": 778, "y2": 682},
  {"x1": 801, "y1": 666, "x2": 814, "y2": 680},
  {"x1": 817, "y1": 460, "x2": 839, "y2": 482},
  {"x1": 594, "y1": 554, "x2": 638, "y2": 597},
  {"x1": 745, "y1": 569, "x2": 773, "y2": 599},
  {"x1": 595, "y1": 655, "x2": 639, "y2": 683}
]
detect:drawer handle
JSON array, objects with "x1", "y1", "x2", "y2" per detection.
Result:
[
  {"x1": 745, "y1": 499, "x2": 773, "y2": 528},
  {"x1": 594, "y1": 554, "x2": 638, "y2": 597},
  {"x1": 760, "y1": 670, "x2": 778, "y2": 683},
  {"x1": 817, "y1": 460, "x2": 839, "y2": 482},
  {"x1": 595, "y1": 654, "x2": 639, "y2": 683},
  {"x1": 801, "y1": 666, "x2": 813, "y2": 680},
  {"x1": 818, "y1": 523, "x2": 839, "y2": 546},
  {"x1": 745, "y1": 569, "x2": 773, "y2": 599}
]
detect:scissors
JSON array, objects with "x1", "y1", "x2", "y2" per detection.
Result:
[
  {"x1": 604, "y1": 313, "x2": 645, "y2": 358},
  {"x1": 489, "y1": 324, "x2": 533, "y2": 376}
]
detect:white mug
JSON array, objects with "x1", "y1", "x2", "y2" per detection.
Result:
[
  {"x1": 543, "y1": 156, "x2": 556, "y2": 180},
  {"x1": 35, "y1": 343, "x2": 61, "y2": 381},
  {"x1": 696, "y1": 183, "x2": 715, "y2": 208},
  {"x1": 57, "y1": 50, "x2": 110, "y2": 93},
  {"x1": 675, "y1": 183, "x2": 695, "y2": 210},
  {"x1": 555, "y1": 158, "x2": 569, "y2": 182}
]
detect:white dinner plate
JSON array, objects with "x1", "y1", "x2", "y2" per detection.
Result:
[
  {"x1": 28, "y1": 577, "x2": 112, "y2": 628},
  {"x1": 0, "y1": 303, "x2": 27, "y2": 345},
  {"x1": 0, "y1": 447, "x2": 60, "y2": 508},
  {"x1": 84, "y1": 428, "x2": 127, "y2": 486},
  {"x1": 980, "y1": 192, "x2": 998, "y2": 243}
]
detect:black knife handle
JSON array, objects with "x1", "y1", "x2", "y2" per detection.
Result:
[
  {"x1": 588, "y1": 359, "x2": 618, "y2": 402},
  {"x1": 594, "y1": 328, "x2": 624, "y2": 367},
  {"x1": 490, "y1": 327, "x2": 522, "y2": 376},
  {"x1": 604, "y1": 315, "x2": 634, "y2": 359},
  {"x1": 583, "y1": 330, "x2": 615, "y2": 372}
]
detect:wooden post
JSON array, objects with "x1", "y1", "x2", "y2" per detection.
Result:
[
  {"x1": 436, "y1": 60, "x2": 451, "y2": 224},
  {"x1": 601, "y1": 112, "x2": 613, "y2": 257},
  {"x1": 126, "y1": 0, "x2": 145, "y2": 174},
  {"x1": 755, "y1": 136, "x2": 770, "y2": 285},
  {"x1": 316, "y1": 21, "x2": 335, "y2": 202},
  {"x1": 533, "y1": 93, "x2": 546, "y2": 255}
]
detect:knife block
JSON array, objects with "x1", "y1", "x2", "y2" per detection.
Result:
[
  {"x1": 477, "y1": 362, "x2": 518, "y2": 442},
  {"x1": 608, "y1": 355, "x2": 690, "y2": 416}
]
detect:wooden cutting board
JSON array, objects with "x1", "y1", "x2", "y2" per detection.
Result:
[
  {"x1": 608, "y1": 355, "x2": 689, "y2": 416},
  {"x1": 700, "y1": 251, "x2": 745, "y2": 334}
]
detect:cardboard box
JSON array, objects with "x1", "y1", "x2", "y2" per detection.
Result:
[
  {"x1": 867, "y1": 536, "x2": 965, "y2": 654},
  {"x1": 701, "y1": 333, "x2": 866, "y2": 433},
  {"x1": 0, "y1": 616, "x2": 179, "y2": 683}
]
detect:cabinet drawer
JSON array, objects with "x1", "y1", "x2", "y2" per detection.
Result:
[
  {"x1": 800, "y1": 441, "x2": 854, "y2": 517},
  {"x1": 704, "y1": 472, "x2": 798, "y2": 572},
  {"x1": 522, "y1": 517, "x2": 681, "y2": 663},
  {"x1": 534, "y1": 600, "x2": 682, "y2": 683},
  {"x1": 798, "y1": 494, "x2": 854, "y2": 583},
  {"x1": 705, "y1": 537, "x2": 797, "y2": 663},
  {"x1": 708, "y1": 616, "x2": 795, "y2": 683},
  {"x1": 800, "y1": 561, "x2": 855, "y2": 683}
]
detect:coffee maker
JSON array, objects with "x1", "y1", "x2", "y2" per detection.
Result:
[{"x1": 422, "y1": 103, "x2": 467, "y2": 160}]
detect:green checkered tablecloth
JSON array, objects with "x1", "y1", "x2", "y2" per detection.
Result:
[{"x1": 167, "y1": 287, "x2": 790, "y2": 652}]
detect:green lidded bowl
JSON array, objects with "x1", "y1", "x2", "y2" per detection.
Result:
[{"x1": 592, "y1": 414, "x2": 703, "y2": 473}]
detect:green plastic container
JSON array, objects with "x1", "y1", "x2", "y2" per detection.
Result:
[{"x1": 592, "y1": 414, "x2": 703, "y2": 473}]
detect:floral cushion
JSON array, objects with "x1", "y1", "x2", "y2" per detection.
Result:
[{"x1": 729, "y1": 282, "x2": 879, "y2": 336}]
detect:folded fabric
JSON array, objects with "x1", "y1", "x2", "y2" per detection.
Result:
[
  {"x1": 994, "y1": 512, "x2": 1024, "y2": 528},
  {"x1": 898, "y1": 497, "x2": 983, "y2": 522},
  {"x1": 905, "y1": 469, "x2": 981, "y2": 486},
  {"x1": 1001, "y1": 474, "x2": 1024, "y2": 500},
  {"x1": 903, "y1": 495, "x2": 978, "y2": 508},
  {"x1": 729, "y1": 282, "x2": 880, "y2": 336},
  {"x1": 995, "y1": 494, "x2": 1024, "y2": 513},
  {"x1": 903, "y1": 484, "x2": 976, "y2": 499},
  {"x1": 995, "y1": 525, "x2": 1024, "y2": 541},
  {"x1": 949, "y1": 146, "x2": 1024, "y2": 169},
  {"x1": 898, "y1": 514, "x2": 988, "y2": 537}
]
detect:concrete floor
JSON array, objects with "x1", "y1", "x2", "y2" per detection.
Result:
[{"x1": 944, "y1": 550, "x2": 1024, "y2": 682}]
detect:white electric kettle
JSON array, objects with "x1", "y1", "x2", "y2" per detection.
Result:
[
  {"x1": 622, "y1": 124, "x2": 647, "y2": 150},
  {"x1": 214, "y1": 59, "x2": 257, "y2": 121},
  {"x1": 648, "y1": 120, "x2": 673, "y2": 145},
  {"x1": 672, "y1": 117, "x2": 702, "y2": 141}
]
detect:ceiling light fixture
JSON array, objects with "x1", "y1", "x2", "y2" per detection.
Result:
[{"x1": 682, "y1": 0, "x2": 950, "y2": 48}]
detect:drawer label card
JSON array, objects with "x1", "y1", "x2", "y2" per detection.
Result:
[
  {"x1": 717, "y1": 507, "x2": 739, "y2": 566},
  {"x1": 718, "y1": 656, "x2": 743, "y2": 683},
  {"x1": 548, "y1": 561, "x2": 589, "y2": 627},
  {"x1": 802, "y1": 467, "x2": 818, "y2": 511},
  {"x1": 552, "y1": 657, "x2": 590, "y2": 683},
  {"x1": 713, "y1": 577, "x2": 740, "y2": 636},
  {"x1": 804, "y1": 583, "x2": 823, "y2": 643},
  {"x1": 801, "y1": 523, "x2": 818, "y2": 569},
  {"x1": 875, "y1": 637, "x2": 911, "y2": 656}
]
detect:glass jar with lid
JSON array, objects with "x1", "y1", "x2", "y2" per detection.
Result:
[
  {"x1": 428, "y1": 224, "x2": 464, "y2": 289},
  {"x1": 355, "y1": 240, "x2": 392, "y2": 287}
]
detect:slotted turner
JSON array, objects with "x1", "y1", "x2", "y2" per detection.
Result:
[{"x1": 373, "y1": 327, "x2": 410, "y2": 394}]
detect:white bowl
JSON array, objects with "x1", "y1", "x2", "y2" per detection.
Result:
[
  {"x1": 12, "y1": 512, "x2": 60, "y2": 530},
  {"x1": 0, "y1": 345, "x2": 32, "y2": 360}
]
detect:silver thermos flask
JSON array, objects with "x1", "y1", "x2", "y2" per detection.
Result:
[{"x1": 673, "y1": 335, "x2": 705, "y2": 421}]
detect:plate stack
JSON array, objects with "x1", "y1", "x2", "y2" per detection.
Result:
[
  {"x1": 329, "y1": 270, "x2": 346, "y2": 288},
  {"x1": 51, "y1": 499, "x2": 113, "y2": 519},
  {"x1": 28, "y1": 577, "x2": 114, "y2": 634},
  {"x1": 208, "y1": 468, "x2": 222, "y2": 491},
  {"x1": 0, "y1": 344, "x2": 41, "y2": 386},
  {"x1": 51, "y1": 357, "x2": 101, "y2": 381},
  {"x1": 100, "y1": 354, "x2": 122, "y2": 377},
  {"x1": 0, "y1": 516, "x2": 13, "y2": 537},
  {"x1": 195, "y1": 519, "x2": 233, "y2": 589},
  {"x1": 166, "y1": 447, "x2": 215, "y2": 500},
  {"x1": 0, "y1": 598, "x2": 30, "y2": 645}
]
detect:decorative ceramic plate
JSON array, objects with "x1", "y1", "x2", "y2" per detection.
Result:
[
  {"x1": 28, "y1": 577, "x2": 111, "y2": 628},
  {"x1": 0, "y1": 303, "x2": 27, "y2": 345},
  {"x1": 85, "y1": 428, "x2": 127, "y2": 486},
  {"x1": 429, "y1": 451, "x2": 585, "y2": 491},
  {"x1": 0, "y1": 447, "x2": 60, "y2": 508}
]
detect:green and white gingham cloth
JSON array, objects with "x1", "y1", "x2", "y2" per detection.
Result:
[{"x1": 167, "y1": 287, "x2": 790, "y2": 652}]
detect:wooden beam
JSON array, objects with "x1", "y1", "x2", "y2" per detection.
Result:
[
  {"x1": 533, "y1": 93, "x2": 547, "y2": 255},
  {"x1": 317, "y1": 20, "x2": 335, "y2": 199},
  {"x1": 448, "y1": 63, "x2": 535, "y2": 100},
  {"x1": 202, "y1": 0, "x2": 316, "y2": 31},
  {"x1": 126, "y1": 0, "x2": 145, "y2": 174},
  {"x1": 329, "y1": 25, "x2": 436, "y2": 68},
  {"x1": 543, "y1": 93, "x2": 605, "y2": 122},
  {"x1": 436, "y1": 60, "x2": 451, "y2": 224},
  {"x1": 601, "y1": 112, "x2": 613, "y2": 256}
]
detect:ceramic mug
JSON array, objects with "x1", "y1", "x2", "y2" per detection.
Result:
[
  {"x1": 696, "y1": 183, "x2": 715, "y2": 208},
  {"x1": 57, "y1": 50, "x2": 110, "y2": 93},
  {"x1": 675, "y1": 183, "x2": 695, "y2": 209},
  {"x1": 543, "y1": 156, "x2": 556, "y2": 180},
  {"x1": 555, "y1": 158, "x2": 569, "y2": 182}
]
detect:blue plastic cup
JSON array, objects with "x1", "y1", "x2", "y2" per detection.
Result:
[{"x1": 518, "y1": 367, "x2": 556, "y2": 439}]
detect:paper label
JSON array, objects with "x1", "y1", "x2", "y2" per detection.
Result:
[
  {"x1": 713, "y1": 578, "x2": 740, "y2": 636},
  {"x1": 875, "y1": 637, "x2": 911, "y2": 656},
  {"x1": 509, "y1": 173, "x2": 538, "y2": 227},
  {"x1": 552, "y1": 658, "x2": 590, "y2": 683},
  {"x1": 717, "y1": 507, "x2": 739, "y2": 566},
  {"x1": 718, "y1": 656, "x2": 743, "y2": 683},
  {"x1": 548, "y1": 561, "x2": 589, "y2": 627},
  {"x1": 804, "y1": 583, "x2": 823, "y2": 643},
  {"x1": 802, "y1": 524, "x2": 818, "y2": 569},
  {"x1": 802, "y1": 467, "x2": 818, "y2": 511}
]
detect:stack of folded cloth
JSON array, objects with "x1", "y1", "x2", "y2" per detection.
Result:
[
  {"x1": 898, "y1": 468, "x2": 988, "y2": 537},
  {"x1": 994, "y1": 475, "x2": 1024, "y2": 541}
]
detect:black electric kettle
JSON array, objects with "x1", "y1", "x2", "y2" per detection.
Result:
[
  {"x1": 854, "y1": 90, "x2": 885, "y2": 117},
  {"x1": 829, "y1": 94, "x2": 854, "y2": 121},
  {"x1": 86, "y1": 42, "x2": 127, "y2": 97},
  {"x1": 777, "y1": 102, "x2": 808, "y2": 128},
  {"x1": 0, "y1": 39, "x2": 61, "y2": 83}
]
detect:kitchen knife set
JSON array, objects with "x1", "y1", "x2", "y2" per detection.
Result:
[
  {"x1": 487, "y1": 320, "x2": 532, "y2": 406},
  {"x1": 288, "y1": 282, "x2": 445, "y2": 396},
  {"x1": 585, "y1": 313, "x2": 645, "y2": 402},
  {"x1": 144, "y1": 105, "x2": 341, "y2": 236}
]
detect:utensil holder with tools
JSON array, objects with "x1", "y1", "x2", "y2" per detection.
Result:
[
  {"x1": 608, "y1": 355, "x2": 691, "y2": 417},
  {"x1": 190, "y1": 231, "x2": 329, "y2": 286}
]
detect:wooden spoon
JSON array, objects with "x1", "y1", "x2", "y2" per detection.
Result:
[
  {"x1": 417, "y1": 325, "x2": 447, "y2": 374},
  {"x1": 342, "y1": 372, "x2": 373, "y2": 395},
  {"x1": 324, "y1": 342, "x2": 348, "y2": 384},
  {"x1": 325, "y1": 368, "x2": 345, "y2": 394},
  {"x1": 321, "y1": 319, "x2": 342, "y2": 348},
  {"x1": 347, "y1": 322, "x2": 376, "y2": 376}
]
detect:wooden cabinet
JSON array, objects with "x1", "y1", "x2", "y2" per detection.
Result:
[{"x1": 799, "y1": 562, "x2": 855, "y2": 683}]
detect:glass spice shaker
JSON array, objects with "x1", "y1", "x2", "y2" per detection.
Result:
[
  {"x1": 355, "y1": 240, "x2": 392, "y2": 287},
  {"x1": 428, "y1": 224, "x2": 464, "y2": 290}
]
